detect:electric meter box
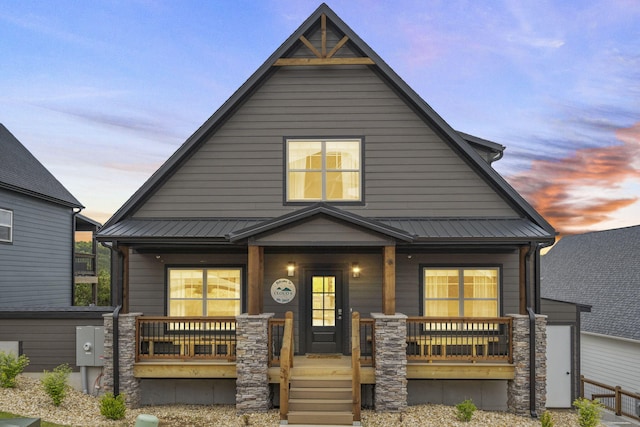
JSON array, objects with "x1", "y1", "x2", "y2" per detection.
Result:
[{"x1": 76, "y1": 326, "x2": 104, "y2": 367}]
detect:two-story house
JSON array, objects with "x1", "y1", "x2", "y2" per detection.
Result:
[{"x1": 97, "y1": 4, "x2": 564, "y2": 425}]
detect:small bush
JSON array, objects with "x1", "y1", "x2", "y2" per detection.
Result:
[
  {"x1": 573, "y1": 397, "x2": 603, "y2": 427},
  {"x1": 41, "y1": 363, "x2": 72, "y2": 406},
  {"x1": 455, "y1": 399, "x2": 477, "y2": 422},
  {"x1": 540, "y1": 410, "x2": 554, "y2": 427},
  {"x1": 100, "y1": 392, "x2": 126, "y2": 420},
  {"x1": 0, "y1": 351, "x2": 30, "y2": 388}
]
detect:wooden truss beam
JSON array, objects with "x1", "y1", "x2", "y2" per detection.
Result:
[{"x1": 274, "y1": 14, "x2": 374, "y2": 67}]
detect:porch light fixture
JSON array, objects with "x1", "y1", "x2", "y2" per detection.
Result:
[
  {"x1": 352, "y1": 263, "x2": 361, "y2": 278},
  {"x1": 287, "y1": 262, "x2": 296, "y2": 277}
]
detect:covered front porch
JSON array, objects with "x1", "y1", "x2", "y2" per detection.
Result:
[{"x1": 125, "y1": 312, "x2": 518, "y2": 424}]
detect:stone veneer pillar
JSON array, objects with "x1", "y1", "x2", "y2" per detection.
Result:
[
  {"x1": 103, "y1": 312, "x2": 142, "y2": 408},
  {"x1": 371, "y1": 313, "x2": 407, "y2": 412},
  {"x1": 235, "y1": 313, "x2": 274, "y2": 414},
  {"x1": 507, "y1": 313, "x2": 547, "y2": 416}
]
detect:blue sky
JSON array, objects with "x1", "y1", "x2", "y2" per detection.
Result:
[{"x1": 1, "y1": 0, "x2": 639, "y2": 234}]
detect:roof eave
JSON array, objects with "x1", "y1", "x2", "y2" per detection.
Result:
[{"x1": 0, "y1": 182, "x2": 83, "y2": 209}]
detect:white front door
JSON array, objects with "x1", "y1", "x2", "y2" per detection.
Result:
[{"x1": 546, "y1": 325, "x2": 572, "y2": 407}]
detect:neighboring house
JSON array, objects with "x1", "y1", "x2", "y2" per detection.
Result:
[
  {"x1": 542, "y1": 226, "x2": 640, "y2": 397},
  {"x1": 0, "y1": 124, "x2": 106, "y2": 386},
  {"x1": 97, "y1": 4, "x2": 564, "y2": 423}
]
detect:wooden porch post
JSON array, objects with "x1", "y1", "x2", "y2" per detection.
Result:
[
  {"x1": 248, "y1": 245, "x2": 263, "y2": 315},
  {"x1": 382, "y1": 246, "x2": 396, "y2": 315},
  {"x1": 519, "y1": 246, "x2": 527, "y2": 315}
]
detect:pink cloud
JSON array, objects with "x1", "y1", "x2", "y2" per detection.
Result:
[{"x1": 507, "y1": 122, "x2": 640, "y2": 234}]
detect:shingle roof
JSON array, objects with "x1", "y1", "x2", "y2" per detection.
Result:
[
  {"x1": 541, "y1": 225, "x2": 640, "y2": 341},
  {"x1": 0, "y1": 124, "x2": 82, "y2": 208}
]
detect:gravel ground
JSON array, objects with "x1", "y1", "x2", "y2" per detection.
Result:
[{"x1": 1, "y1": 376, "x2": 602, "y2": 426}]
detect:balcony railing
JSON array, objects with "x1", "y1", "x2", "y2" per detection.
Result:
[
  {"x1": 136, "y1": 316, "x2": 237, "y2": 362},
  {"x1": 74, "y1": 252, "x2": 97, "y2": 276},
  {"x1": 406, "y1": 317, "x2": 512, "y2": 363}
]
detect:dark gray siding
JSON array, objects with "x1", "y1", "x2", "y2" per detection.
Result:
[
  {"x1": 128, "y1": 251, "x2": 248, "y2": 315},
  {"x1": 395, "y1": 251, "x2": 521, "y2": 316},
  {"x1": 134, "y1": 28, "x2": 516, "y2": 219},
  {"x1": 0, "y1": 189, "x2": 73, "y2": 307},
  {"x1": 541, "y1": 298, "x2": 579, "y2": 324},
  {"x1": 254, "y1": 217, "x2": 394, "y2": 246},
  {"x1": 0, "y1": 314, "x2": 105, "y2": 371}
]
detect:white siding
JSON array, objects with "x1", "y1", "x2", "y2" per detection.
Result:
[{"x1": 581, "y1": 332, "x2": 640, "y2": 394}]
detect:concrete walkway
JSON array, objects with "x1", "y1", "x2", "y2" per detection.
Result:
[{"x1": 601, "y1": 410, "x2": 640, "y2": 426}]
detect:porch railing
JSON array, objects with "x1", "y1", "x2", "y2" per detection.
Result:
[
  {"x1": 351, "y1": 312, "x2": 362, "y2": 422},
  {"x1": 581, "y1": 376, "x2": 640, "y2": 421},
  {"x1": 268, "y1": 318, "x2": 286, "y2": 367},
  {"x1": 359, "y1": 317, "x2": 375, "y2": 366},
  {"x1": 136, "y1": 316, "x2": 237, "y2": 362},
  {"x1": 406, "y1": 317, "x2": 512, "y2": 363}
]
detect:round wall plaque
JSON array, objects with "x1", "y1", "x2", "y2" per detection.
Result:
[{"x1": 270, "y1": 278, "x2": 296, "y2": 304}]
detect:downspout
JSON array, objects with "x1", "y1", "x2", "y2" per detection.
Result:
[
  {"x1": 103, "y1": 240, "x2": 125, "y2": 397},
  {"x1": 112, "y1": 304, "x2": 122, "y2": 396},
  {"x1": 524, "y1": 243, "x2": 538, "y2": 418},
  {"x1": 527, "y1": 307, "x2": 537, "y2": 418}
]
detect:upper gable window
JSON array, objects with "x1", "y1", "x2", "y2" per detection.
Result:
[
  {"x1": 0, "y1": 208, "x2": 12, "y2": 243},
  {"x1": 286, "y1": 139, "x2": 361, "y2": 202}
]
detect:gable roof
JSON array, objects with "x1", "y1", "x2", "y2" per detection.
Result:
[
  {"x1": 228, "y1": 203, "x2": 414, "y2": 243},
  {"x1": 101, "y1": 3, "x2": 553, "y2": 238},
  {"x1": 541, "y1": 225, "x2": 640, "y2": 341},
  {"x1": 0, "y1": 124, "x2": 82, "y2": 208}
]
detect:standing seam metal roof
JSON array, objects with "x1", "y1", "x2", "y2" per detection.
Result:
[{"x1": 97, "y1": 217, "x2": 551, "y2": 242}]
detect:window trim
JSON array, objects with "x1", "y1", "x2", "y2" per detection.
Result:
[
  {"x1": 165, "y1": 265, "x2": 246, "y2": 317},
  {"x1": 283, "y1": 136, "x2": 365, "y2": 206},
  {"x1": 0, "y1": 208, "x2": 13, "y2": 244},
  {"x1": 419, "y1": 264, "x2": 503, "y2": 317}
]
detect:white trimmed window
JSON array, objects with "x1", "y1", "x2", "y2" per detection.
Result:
[
  {"x1": 0, "y1": 209, "x2": 12, "y2": 243},
  {"x1": 168, "y1": 268, "x2": 241, "y2": 317},
  {"x1": 423, "y1": 268, "x2": 499, "y2": 317},
  {"x1": 286, "y1": 139, "x2": 361, "y2": 202}
]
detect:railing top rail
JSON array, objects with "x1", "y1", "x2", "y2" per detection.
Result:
[
  {"x1": 406, "y1": 316, "x2": 512, "y2": 322},
  {"x1": 137, "y1": 316, "x2": 237, "y2": 322}
]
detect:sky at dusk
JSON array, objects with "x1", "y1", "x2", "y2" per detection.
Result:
[{"x1": 1, "y1": 0, "x2": 639, "y2": 235}]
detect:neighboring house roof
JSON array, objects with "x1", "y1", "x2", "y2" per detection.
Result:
[
  {"x1": 541, "y1": 225, "x2": 640, "y2": 341},
  {"x1": 0, "y1": 124, "x2": 82, "y2": 208},
  {"x1": 100, "y1": 3, "x2": 553, "y2": 240}
]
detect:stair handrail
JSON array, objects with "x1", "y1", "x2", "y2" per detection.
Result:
[
  {"x1": 351, "y1": 311, "x2": 362, "y2": 422},
  {"x1": 280, "y1": 311, "x2": 294, "y2": 421}
]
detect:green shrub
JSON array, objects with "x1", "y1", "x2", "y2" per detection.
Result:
[
  {"x1": 540, "y1": 410, "x2": 554, "y2": 427},
  {"x1": 41, "y1": 364, "x2": 72, "y2": 406},
  {"x1": 573, "y1": 397, "x2": 603, "y2": 427},
  {"x1": 455, "y1": 399, "x2": 477, "y2": 422},
  {"x1": 100, "y1": 392, "x2": 126, "y2": 420},
  {"x1": 0, "y1": 351, "x2": 30, "y2": 388}
]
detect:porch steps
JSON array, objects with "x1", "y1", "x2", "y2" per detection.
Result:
[{"x1": 286, "y1": 371, "x2": 354, "y2": 426}]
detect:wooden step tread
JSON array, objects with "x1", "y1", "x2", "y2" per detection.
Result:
[{"x1": 287, "y1": 410, "x2": 353, "y2": 426}]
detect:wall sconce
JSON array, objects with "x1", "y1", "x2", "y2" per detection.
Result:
[
  {"x1": 287, "y1": 262, "x2": 296, "y2": 277},
  {"x1": 352, "y1": 263, "x2": 361, "y2": 278}
]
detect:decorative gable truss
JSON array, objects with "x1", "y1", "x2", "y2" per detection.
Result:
[{"x1": 274, "y1": 13, "x2": 375, "y2": 67}]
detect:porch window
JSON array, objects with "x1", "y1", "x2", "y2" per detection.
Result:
[
  {"x1": 168, "y1": 268, "x2": 241, "y2": 317},
  {"x1": 286, "y1": 139, "x2": 361, "y2": 202},
  {"x1": 422, "y1": 268, "x2": 499, "y2": 318},
  {"x1": 0, "y1": 208, "x2": 12, "y2": 243}
]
